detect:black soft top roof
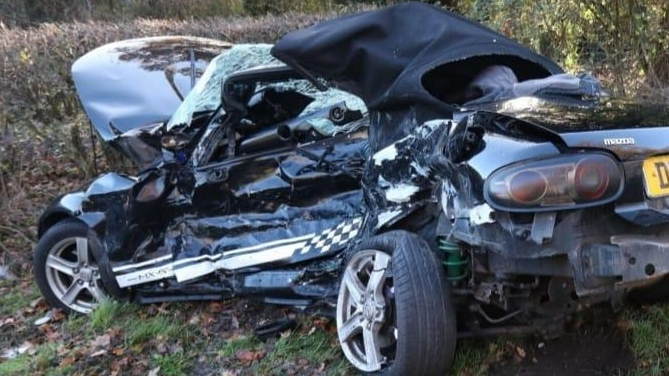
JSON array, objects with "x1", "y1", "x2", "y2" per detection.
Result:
[{"x1": 272, "y1": 2, "x2": 563, "y2": 113}]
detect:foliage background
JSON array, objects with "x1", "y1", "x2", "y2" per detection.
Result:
[{"x1": 1, "y1": 1, "x2": 669, "y2": 374}]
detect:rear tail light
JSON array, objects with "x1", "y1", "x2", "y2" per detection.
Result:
[
  {"x1": 508, "y1": 170, "x2": 548, "y2": 203},
  {"x1": 485, "y1": 153, "x2": 624, "y2": 212},
  {"x1": 572, "y1": 161, "x2": 609, "y2": 200}
]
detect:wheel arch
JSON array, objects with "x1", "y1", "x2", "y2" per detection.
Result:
[
  {"x1": 38, "y1": 192, "x2": 105, "y2": 238},
  {"x1": 38, "y1": 211, "x2": 77, "y2": 238},
  {"x1": 374, "y1": 203, "x2": 442, "y2": 252}
]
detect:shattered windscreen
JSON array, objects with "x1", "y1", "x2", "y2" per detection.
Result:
[{"x1": 167, "y1": 44, "x2": 366, "y2": 134}]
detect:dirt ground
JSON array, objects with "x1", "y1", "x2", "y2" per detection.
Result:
[
  {"x1": 237, "y1": 300, "x2": 635, "y2": 376},
  {"x1": 489, "y1": 325, "x2": 632, "y2": 376}
]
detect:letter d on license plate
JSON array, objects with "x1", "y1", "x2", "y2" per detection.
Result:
[{"x1": 643, "y1": 156, "x2": 669, "y2": 198}]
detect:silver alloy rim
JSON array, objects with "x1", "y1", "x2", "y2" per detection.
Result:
[
  {"x1": 44, "y1": 236, "x2": 105, "y2": 313},
  {"x1": 337, "y1": 249, "x2": 395, "y2": 372}
]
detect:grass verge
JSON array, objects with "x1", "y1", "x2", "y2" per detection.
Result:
[{"x1": 625, "y1": 304, "x2": 669, "y2": 376}]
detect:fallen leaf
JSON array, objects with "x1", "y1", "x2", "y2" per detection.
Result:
[
  {"x1": 201, "y1": 312, "x2": 216, "y2": 326},
  {"x1": 52, "y1": 310, "x2": 66, "y2": 322},
  {"x1": 56, "y1": 344, "x2": 70, "y2": 356},
  {"x1": 33, "y1": 316, "x2": 50, "y2": 326},
  {"x1": 209, "y1": 301, "x2": 224, "y2": 313},
  {"x1": 45, "y1": 329, "x2": 61, "y2": 341},
  {"x1": 112, "y1": 347, "x2": 125, "y2": 356},
  {"x1": 235, "y1": 349, "x2": 265, "y2": 364},
  {"x1": 34, "y1": 309, "x2": 56, "y2": 326},
  {"x1": 106, "y1": 328, "x2": 122, "y2": 339},
  {"x1": 1, "y1": 341, "x2": 35, "y2": 359},
  {"x1": 312, "y1": 317, "x2": 329, "y2": 330},
  {"x1": 155, "y1": 342, "x2": 168, "y2": 354},
  {"x1": 169, "y1": 343, "x2": 183, "y2": 354},
  {"x1": 280, "y1": 330, "x2": 292, "y2": 339},
  {"x1": 23, "y1": 307, "x2": 36, "y2": 314},
  {"x1": 90, "y1": 349, "x2": 106, "y2": 357},
  {"x1": 515, "y1": 346, "x2": 526, "y2": 358},
  {"x1": 60, "y1": 356, "x2": 76, "y2": 367},
  {"x1": 130, "y1": 359, "x2": 148, "y2": 375},
  {"x1": 113, "y1": 356, "x2": 130, "y2": 370},
  {"x1": 30, "y1": 297, "x2": 44, "y2": 308},
  {"x1": 0, "y1": 317, "x2": 16, "y2": 329},
  {"x1": 89, "y1": 334, "x2": 111, "y2": 349},
  {"x1": 188, "y1": 315, "x2": 200, "y2": 325}
]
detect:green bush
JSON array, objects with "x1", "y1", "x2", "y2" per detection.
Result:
[
  {"x1": 0, "y1": 0, "x2": 246, "y2": 26},
  {"x1": 461, "y1": 0, "x2": 669, "y2": 97}
]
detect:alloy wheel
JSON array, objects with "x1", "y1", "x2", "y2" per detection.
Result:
[
  {"x1": 44, "y1": 236, "x2": 105, "y2": 313},
  {"x1": 337, "y1": 249, "x2": 396, "y2": 372}
]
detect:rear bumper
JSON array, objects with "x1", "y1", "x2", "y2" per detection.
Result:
[{"x1": 579, "y1": 235, "x2": 669, "y2": 291}]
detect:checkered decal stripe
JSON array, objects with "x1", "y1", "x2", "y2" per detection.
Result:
[
  {"x1": 298, "y1": 217, "x2": 363, "y2": 254},
  {"x1": 114, "y1": 216, "x2": 365, "y2": 287}
]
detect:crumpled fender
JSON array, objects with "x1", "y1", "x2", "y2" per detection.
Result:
[{"x1": 37, "y1": 173, "x2": 136, "y2": 237}]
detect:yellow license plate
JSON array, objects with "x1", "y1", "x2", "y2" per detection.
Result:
[{"x1": 643, "y1": 155, "x2": 669, "y2": 198}]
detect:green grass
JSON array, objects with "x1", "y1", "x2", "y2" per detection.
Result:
[
  {"x1": 448, "y1": 339, "x2": 499, "y2": 376},
  {"x1": 218, "y1": 335, "x2": 264, "y2": 358},
  {"x1": 0, "y1": 342, "x2": 61, "y2": 376},
  {"x1": 61, "y1": 312, "x2": 89, "y2": 333},
  {"x1": 255, "y1": 328, "x2": 352, "y2": 375},
  {"x1": 265, "y1": 328, "x2": 335, "y2": 364},
  {"x1": 6, "y1": 289, "x2": 665, "y2": 376},
  {"x1": 89, "y1": 300, "x2": 187, "y2": 345},
  {"x1": 216, "y1": 320, "x2": 353, "y2": 375},
  {"x1": 0, "y1": 282, "x2": 40, "y2": 316},
  {"x1": 625, "y1": 304, "x2": 669, "y2": 376},
  {"x1": 0, "y1": 353, "x2": 31, "y2": 375},
  {"x1": 152, "y1": 352, "x2": 192, "y2": 376},
  {"x1": 90, "y1": 298, "x2": 138, "y2": 331},
  {"x1": 33, "y1": 342, "x2": 58, "y2": 370},
  {"x1": 126, "y1": 315, "x2": 185, "y2": 345}
]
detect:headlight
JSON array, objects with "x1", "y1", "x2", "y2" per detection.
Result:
[{"x1": 484, "y1": 153, "x2": 624, "y2": 212}]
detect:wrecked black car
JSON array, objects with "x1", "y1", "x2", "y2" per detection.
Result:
[{"x1": 33, "y1": 2, "x2": 669, "y2": 374}]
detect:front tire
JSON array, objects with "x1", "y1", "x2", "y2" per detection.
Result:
[
  {"x1": 33, "y1": 220, "x2": 106, "y2": 314},
  {"x1": 336, "y1": 230, "x2": 457, "y2": 375}
]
